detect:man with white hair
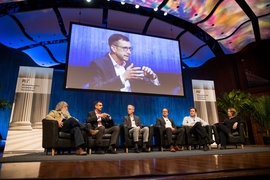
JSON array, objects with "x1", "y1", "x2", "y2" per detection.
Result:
[{"x1": 123, "y1": 104, "x2": 150, "y2": 153}]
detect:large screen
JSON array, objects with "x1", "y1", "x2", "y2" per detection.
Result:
[{"x1": 65, "y1": 22, "x2": 185, "y2": 97}]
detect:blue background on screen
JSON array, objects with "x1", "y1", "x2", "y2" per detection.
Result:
[{"x1": 67, "y1": 23, "x2": 182, "y2": 74}]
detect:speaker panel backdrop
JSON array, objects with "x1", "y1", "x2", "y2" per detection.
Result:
[{"x1": 0, "y1": 43, "x2": 194, "y2": 141}]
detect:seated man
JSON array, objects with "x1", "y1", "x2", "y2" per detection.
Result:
[
  {"x1": 123, "y1": 104, "x2": 150, "y2": 153},
  {"x1": 182, "y1": 107, "x2": 215, "y2": 151},
  {"x1": 156, "y1": 108, "x2": 185, "y2": 152},
  {"x1": 46, "y1": 101, "x2": 98, "y2": 155},
  {"x1": 86, "y1": 101, "x2": 120, "y2": 154}
]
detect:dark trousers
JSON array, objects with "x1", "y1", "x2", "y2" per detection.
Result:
[
  {"x1": 190, "y1": 122, "x2": 210, "y2": 144},
  {"x1": 164, "y1": 127, "x2": 185, "y2": 146},
  {"x1": 60, "y1": 117, "x2": 86, "y2": 148},
  {"x1": 95, "y1": 125, "x2": 120, "y2": 147},
  {"x1": 217, "y1": 123, "x2": 231, "y2": 147}
]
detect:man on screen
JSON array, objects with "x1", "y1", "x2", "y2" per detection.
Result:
[{"x1": 87, "y1": 34, "x2": 161, "y2": 92}]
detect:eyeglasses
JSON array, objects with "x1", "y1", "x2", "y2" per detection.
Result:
[{"x1": 113, "y1": 44, "x2": 133, "y2": 52}]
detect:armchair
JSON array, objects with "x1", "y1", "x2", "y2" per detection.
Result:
[
  {"x1": 212, "y1": 122, "x2": 245, "y2": 149},
  {"x1": 183, "y1": 125, "x2": 213, "y2": 150},
  {"x1": 85, "y1": 123, "x2": 120, "y2": 154},
  {"x1": 42, "y1": 119, "x2": 87, "y2": 156},
  {"x1": 154, "y1": 126, "x2": 185, "y2": 151},
  {"x1": 121, "y1": 124, "x2": 154, "y2": 153}
]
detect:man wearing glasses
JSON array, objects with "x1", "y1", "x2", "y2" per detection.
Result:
[{"x1": 88, "y1": 34, "x2": 160, "y2": 92}]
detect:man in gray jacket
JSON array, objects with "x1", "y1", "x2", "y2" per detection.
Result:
[{"x1": 123, "y1": 104, "x2": 150, "y2": 153}]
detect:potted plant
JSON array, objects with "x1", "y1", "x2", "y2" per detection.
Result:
[
  {"x1": 251, "y1": 95, "x2": 270, "y2": 144},
  {"x1": 216, "y1": 89, "x2": 254, "y2": 141}
]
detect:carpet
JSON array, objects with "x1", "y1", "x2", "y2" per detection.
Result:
[{"x1": 1, "y1": 146, "x2": 270, "y2": 163}]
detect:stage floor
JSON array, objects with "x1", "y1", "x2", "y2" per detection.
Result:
[{"x1": 1, "y1": 145, "x2": 270, "y2": 179}]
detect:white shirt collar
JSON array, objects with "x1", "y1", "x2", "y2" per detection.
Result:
[{"x1": 108, "y1": 53, "x2": 126, "y2": 68}]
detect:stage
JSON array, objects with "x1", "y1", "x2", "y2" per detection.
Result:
[{"x1": 1, "y1": 145, "x2": 270, "y2": 179}]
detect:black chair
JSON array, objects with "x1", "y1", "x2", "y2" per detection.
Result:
[
  {"x1": 85, "y1": 123, "x2": 120, "y2": 154},
  {"x1": 121, "y1": 124, "x2": 154, "y2": 153},
  {"x1": 153, "y1": 126, "x2": 185, "y2": 151},
  {"x1": 183, "y1": 125, "x2": 213, "y2": 150},
  {"x1": 212, "y1": 122, "x2": 245, "y2": 149},
  {"x1": 42, "y1": 119, "x2": 87, "y2": 156}
]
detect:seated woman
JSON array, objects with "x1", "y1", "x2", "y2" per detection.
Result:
[{"x1": 215, "y1": 107, "x2": 245, "y2": 150}]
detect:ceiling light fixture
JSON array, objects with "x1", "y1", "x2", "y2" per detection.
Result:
[{"x1": 135, "y1": 5, "x2": 140, "y2": 9}]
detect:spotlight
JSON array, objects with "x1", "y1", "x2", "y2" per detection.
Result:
[
  {"x1": 154, "y1": 7, "x2": 158, "y2": 11},
  {"x1": 164, "y1": 12, "x2": 168, "y2": 16},
  {"x1": 121, "y1": 1, "x2": 125, "y2": 5},
  {"x1": 86, "y1": 0, "x2": 91, "y2": 2},
  {"x1": 135, "y1": 4, "x2": 140, "y2": 9}
]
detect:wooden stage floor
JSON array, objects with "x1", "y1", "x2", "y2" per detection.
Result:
[{"x1": 1, "y1": 145, "x2": 270, "y2": 180}]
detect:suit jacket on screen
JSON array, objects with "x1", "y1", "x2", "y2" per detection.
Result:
[{"x1": 88, "y1": 53, "x2": 157, "y2": 92}]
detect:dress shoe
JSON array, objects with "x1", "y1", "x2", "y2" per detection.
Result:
[
  {"x1": 95, "y1": 148, "x2": 104, "y2": 154},
  {"x1": 208, "y1": 140, "x2": 215, "y2": 144},
  {"x1": 76, "y1": 148, "x2": 87, "y2": 155},
  {"x1": 228, "y1": 133, "x2": 234, "y2": 138},
  {"x1": 220, "y1": 146, "x2": 226, "y2": 150},
  {"x1": 89, "y1": 129, "x2": 99, "y2": 136},
  {"x1": 141, "y1": 147, "x2": 150, "y2": 152},
  {"x1": 170, "y1": 146, "x2": 176, "y2": 152},
  {"x1": 107, "y1": 148, "x2": 118, "y2": 154},
  {"x1": 134, "y1": 148, "x2": 140, "y2": 153},
  {"x1": 203, "y1": 145, "x2": 209, "y2": 151},
  {"x1": 174, "y1": 146, "x2": 183, "y2": 151}
]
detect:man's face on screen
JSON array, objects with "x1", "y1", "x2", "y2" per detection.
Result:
[{"x1": 112, "y1": 39, "x2": 132, "y2": 62}]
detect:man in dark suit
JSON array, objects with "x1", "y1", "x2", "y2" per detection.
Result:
[
  {"x1": 123, "y1": 104, "x2": 150, "y2": 153},
  {"x1": 156, "y1": 108, "x2": 185, "y2": 152},
  {"x1": 87, "y1": 33, "x2": 161, "y2": 92},
  {"x1": 86, "y1": 101, "x2": 120, "y2": 154}
]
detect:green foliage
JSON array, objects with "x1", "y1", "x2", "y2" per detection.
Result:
[
  {"x1": 0, "y1": 84, "x2": 12, "y2": 111},
  {"x1": 216, "y1": 89, "x2": 254, "y2": 138},
  {"x1": 252, "y1": 95, "x2": 270, "y2": 137},
  {"x1": 216, "y1": 89, "x2": 253, "y2": 119}
]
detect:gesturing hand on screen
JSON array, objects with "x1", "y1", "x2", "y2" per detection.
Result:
[
  {"x1": 122, "y1": 63, "x2": 144, "y2": 80},
  {"x1": 142, "y1": 66, "x2": 157, "y2": 80}
]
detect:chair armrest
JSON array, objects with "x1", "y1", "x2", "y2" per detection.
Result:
[
  {"x1": 238, "y1": 123, "x2": 245, "y2": 140},
  {"x1": 122, "y1": 125, "x2": 130, "y2": 138},
  {"x1": 154, "y1": 126, "x2": 164, "y2": 145},
  {"x1": 146, "y1": 125, "x2": 154, "y2": 146},
  {"x1": 42, "y1": 119, "x2": 60, "y2": 148}
]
